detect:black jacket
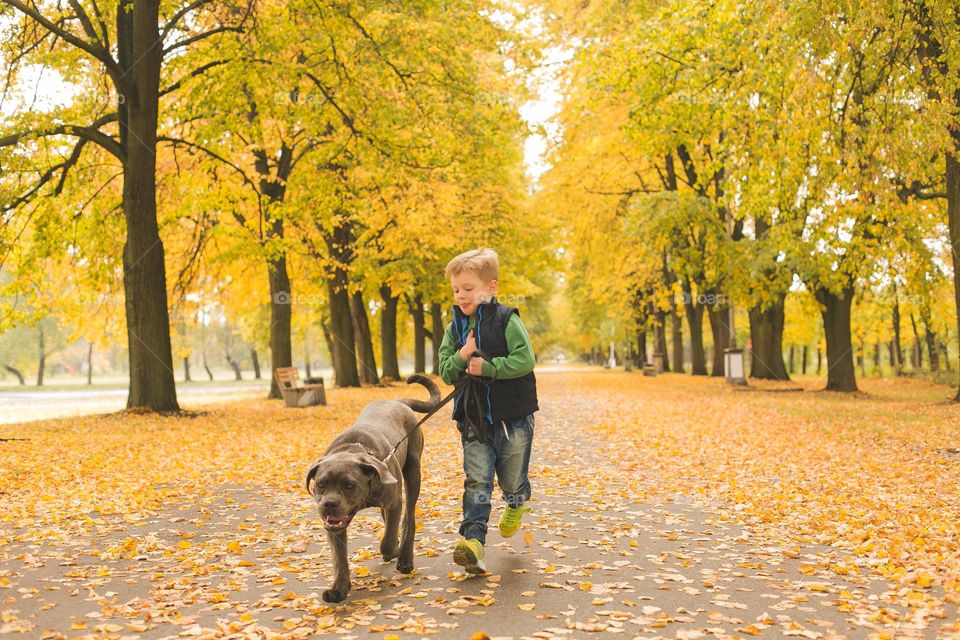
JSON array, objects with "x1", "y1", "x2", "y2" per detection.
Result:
[{"x1": 451, "y1": 297, "x2": 539, "y2": 424}]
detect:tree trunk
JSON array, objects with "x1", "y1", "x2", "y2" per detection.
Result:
[
  {"x1": 647, "y1": 302, "x2": 670, "y2": 373},
  {"x1": 431, "y1": 303, "x2": 443, "y2": 376},
  {"x1": 267, "y1": 253, "x2": 293, "y2": 397},
  {"x1": 636, "y1": 329, "x2": 647, "y2": 367},
  {"x1": 227, "y1": 355, "x2": 242, "y2": 380},
  {"x1": 671, "y1": 309, "x2": 684, "y2": 373},
  {"x1": 788, "y1": 345, "x2": 795, "y2": 374},
  {"x1": 225, "y1": 326, "x2": 242, "y2": 381},
  {"x1": 707, "y1": 304, "x2": 731, "y2": 377},
  {"x1": 251, "y1": 349, "x2": 261, "y2": 379},
  {"x1": 747, "y1": 299, "x2": 790, "y2": 380},
  {"x1": 323, "y1": 224, "x2": 360, "y2": 388},
  {"x1": 3, "y1": 365, "x2": 25, "y2": 385},
  {"x1": 948, "y1": 150, "x2": 960, "y2": 400},
  {"x1": 327, "y1": 278, "x2": 359, "y2": 387},
  {"x1": 923, "y1": 327, "x2": 940, "y2": 373},
  {"x1": 37, "y1": 325, "x2": 45, "y2": 387},
  {"x1": 910, "y1": 313, "x2": 923, "y2": 370},
  {"x1": 183, "y1": 356, "x2": 191, "y2": 382},
  {"x1": 654, "y1": 311, "x2": 670, "y2": 372},
  {"x1": 350, "y1": 290, "x2": 380, "y2": 385},
  {"x1": 683, "y1": 283, "x2": 708, "y2": 375},
  {"x1": 815, "y1": 287, "x2": 858, "y2": 392},
  {"x1": 118, "y1": 0, "x2": 178, "y2": 411},
  {"x1": 892, "y1": 297, "x2": 904, "y2": 375},
  {"x1": 910, "y1": 0, "x2": 960, "y2": 399},
  {"x1": 321, "y1": 322, "x2": 337, "y2": 375},
  {"x1": 803, "y1": 345, "x2": 809, "y2": 375},
  {"x1": 410, "y1": 294, "x2": 426, "y2": 373},
  {"x1": 305, "y1": 337, "x2": 312, "y2": 378},
  {"x1": 379, "y1": 286, "x2": 401, "y2": 381},
  {"x1": 817, "y1": 347, "x2": 822, "y2": 374},
  {"x1": 920, "y1": 309, "x2": 940, "y2": 373},
  {"x1": 203, "y1": 355, "x2": 214, "y2": 381},
  {"x1": 87, "y1": 341, "x2": 94, "y2": 385}
]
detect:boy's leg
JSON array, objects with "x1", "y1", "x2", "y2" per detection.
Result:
[
  {"x1": 459, "y1": 432, "x2": 496, "y2": 545},
  {"x1": 494, "y1": 414, "x2": 534, "y2": 508}
]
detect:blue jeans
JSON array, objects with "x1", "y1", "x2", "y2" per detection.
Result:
[{"x1": 458, "y1": 413, "x2": 535, "y2": 545}]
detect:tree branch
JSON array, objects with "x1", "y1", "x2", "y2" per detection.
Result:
[
  {"x1": 162, "y1": 25, "x2": 244, "y2": 56},
  {"x1": 0, "y1": 115, "x2": 122, "y2": 160},
  {"x1": 159, "y1": 59, "x2": 231, "y2": 97},
  {"x1": 67, "y1": 0, "x2": 104, "y2": 49},
  {"x1": 157, "y1": 135, "x2": 261, "y2": 195},
  {"x1": 3, "y1": 0, "x2": 122, "y2": 82},
  {"x1": 160, "y1": 0, "x2": 211, "y2": 40},
  {"x1": 2, "y1": 138, "x2": 89, "y2": 212},
  {"x1": 86, "y1": 0, "x2": 110, "y2": 50},
  {"x1": 895, "y1": 177, "x2": 946, "y2": 202}
]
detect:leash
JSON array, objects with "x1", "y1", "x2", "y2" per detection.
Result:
[{"x1": 382, "y1": 351, "x2": 495, "y2": 463}]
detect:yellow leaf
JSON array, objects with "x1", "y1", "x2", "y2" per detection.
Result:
[{"x1": 916, "y1": 572, "x2": 935, "y2": 588}]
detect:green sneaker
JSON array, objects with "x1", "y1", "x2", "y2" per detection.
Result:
[
  {"x1": 498, "y1": 504, "x2": 532, "y2": 538},
  {"x1": 453, "y1": 538, "x2": 486, "y2": 574}
]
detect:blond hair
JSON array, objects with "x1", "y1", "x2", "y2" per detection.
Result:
[{"x1": 444, "y1": 247, "x2": 499, "y2": 283}]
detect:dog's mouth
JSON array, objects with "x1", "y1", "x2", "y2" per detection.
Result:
[{"x1": 322, "y1": 511, "x2": 356, "y2": 531}]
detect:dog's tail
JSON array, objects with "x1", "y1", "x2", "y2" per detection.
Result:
[{"x1": 397, "y1": 374, "x2": 441, "y2": 413}]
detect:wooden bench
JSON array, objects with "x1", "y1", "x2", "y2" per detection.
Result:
[
  {"x1": 642, "y1": 363, "x2": 658, "y2": 377},
  {"x1": 274, "y1": 367, "x2": 326, "y2": 407}
]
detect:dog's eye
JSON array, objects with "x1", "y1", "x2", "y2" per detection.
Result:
[{"x1": 344, "y1": 482, "x2": 355, "y2": 491}]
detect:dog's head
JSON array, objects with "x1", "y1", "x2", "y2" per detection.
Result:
[{"x1": 305, "y1": 449, "x2": 397, "y2": 531}]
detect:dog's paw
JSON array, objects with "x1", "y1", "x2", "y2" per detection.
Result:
[
  {"x1": 380, "y1": 540, "x2": 399, "y2": 561},
  {"x1": 396, "y1": 558, "x2": 414, "y2": 574},
  {"x1": 322, "y1": 588, "x2": 348, "y2": 603}
]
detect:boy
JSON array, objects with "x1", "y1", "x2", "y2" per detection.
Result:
[{"x1": 438, "y1": 247, "x2": 539, "y2": 574}]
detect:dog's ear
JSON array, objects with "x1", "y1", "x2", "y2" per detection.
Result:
[
  {"x1": 356, "y1": 454, "x2": 398, "y2": 485},
  {"x1": 305, "y1": 459, "x2": 325, "y2": 495}
]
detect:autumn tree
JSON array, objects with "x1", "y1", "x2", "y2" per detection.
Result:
[{"x1": 1, "y1": 0, "x2": 251, "y2": 410}]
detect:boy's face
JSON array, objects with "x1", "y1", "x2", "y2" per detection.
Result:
[{"x1": 451, "y1": 271, "x2": 497, "y2": 316}]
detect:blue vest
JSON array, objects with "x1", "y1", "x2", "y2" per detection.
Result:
[{"x1": 451, "y1": 297, "x2": 539, "y2": 423}]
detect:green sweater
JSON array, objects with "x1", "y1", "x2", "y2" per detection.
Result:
[{"x1": 438, "y1": 312, "x2": 536, "y2": 384}]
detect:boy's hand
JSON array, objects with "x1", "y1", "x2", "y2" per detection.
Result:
[
  {"x1": 465, "y1": 356, "x2": 485, "y2": 376},
  {"x1": 458, "y1": 330, "x2": 477, "y2": 361}
]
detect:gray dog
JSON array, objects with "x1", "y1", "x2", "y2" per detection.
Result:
[{"x1": 305, "y1": 374, "x2": 439, "y2": 603}]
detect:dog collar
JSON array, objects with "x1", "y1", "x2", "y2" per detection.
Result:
[{"x1": 347, "y1": 442, "x2": 388, "y2": 460}]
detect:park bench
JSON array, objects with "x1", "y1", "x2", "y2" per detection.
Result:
[
  {"x1": 642, "y1": 363, "x2": 658, "y2": 377},
  {"x1": 274, "y1": 367, "x2": 326, "y2": 408}
]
